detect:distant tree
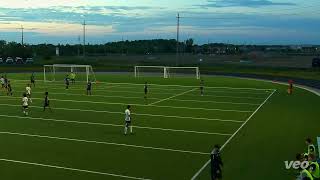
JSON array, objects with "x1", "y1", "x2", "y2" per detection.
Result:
[{"x1": 185, "y1": 38, "x2": 194, "y2": 53}]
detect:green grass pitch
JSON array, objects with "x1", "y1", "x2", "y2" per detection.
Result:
[{"x1": 0, "y1": 73, "x2": 319, "y2": 180}]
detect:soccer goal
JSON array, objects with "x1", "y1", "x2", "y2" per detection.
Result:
[
  {"x1": 134, "y1": 66, "x2": 200, "y2": 79},
  {"x1": 44, "y1": 64, "x2": 96, "y2": 83},
  {"x1": 134, "y1": 66, "x2": 168, "y2": 78},
  {"x1": 165, "y1": 66, "x2": 200, "y2": 79}
]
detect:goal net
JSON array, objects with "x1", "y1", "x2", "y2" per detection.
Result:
[
  {"x1": 134, "y1": 66, "x2": 200, "y2": 79},
  {"x1": 44, "y1": 64, "x2": 96, "y2": 83}
]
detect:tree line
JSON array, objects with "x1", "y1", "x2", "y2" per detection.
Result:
[
  {"x1": 0, "y1": 39, "x2": 193, "y2": 59},
  {"x1": 0, "y1": 39, "x2": 318, "y2": 59}
]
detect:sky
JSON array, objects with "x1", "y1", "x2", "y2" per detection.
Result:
[{"x1": 0, "y1": 0, "x2": 319, "y2": 45}]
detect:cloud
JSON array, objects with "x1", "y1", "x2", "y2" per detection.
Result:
[
  {"x1": 0, "y1": 2, "x2": 320, "y2": 44},
  {"x1": 197, "y1": 0, "x2": 295, "y2": 8}
]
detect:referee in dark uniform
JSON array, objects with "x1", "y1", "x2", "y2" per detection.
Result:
[{"x1": 211, "y1": 144, "x2": 223, "y2": 180}]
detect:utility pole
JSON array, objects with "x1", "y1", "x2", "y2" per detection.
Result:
[
  {"x1": 176, "y1": 13, "x2": 180, "y2": 66},
  {"x1": 19, "y1": 25, "x2": 24, "y2": 45},
  {"x1": 83, "y1": 20, "x2": 86, "y2": 57}
]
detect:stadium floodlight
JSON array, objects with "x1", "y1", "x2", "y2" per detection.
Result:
[
  {"x1": 44, "y1": 64, "x2": 96, "y2": 83},
  {"x1": 134, "y1": 66, "x2": 200, "y2": 79}
]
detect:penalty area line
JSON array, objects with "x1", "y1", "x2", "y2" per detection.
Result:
[{"x1": 149, "y1": 88, "x2": 197, "y2": 105}]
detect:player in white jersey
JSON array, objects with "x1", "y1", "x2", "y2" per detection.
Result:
[
  {"x1": 124, "y1": 105, "x2": 133, "y2": 135},
  {"x1": 26, "y1": 84, "x2": 32, "y2": 102},
  {"x1": 0, "y1": 76, "x2": 4, "y2": 89},
  {"x1": 22, "y1": 93, "x2": 29, "y2": 116}
]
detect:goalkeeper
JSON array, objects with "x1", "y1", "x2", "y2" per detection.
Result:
[{"x1": 70, "y1": 72, "x2": 76, "y2": 84}]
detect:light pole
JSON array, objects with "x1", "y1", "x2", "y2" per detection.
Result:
[{"x1": 176, "y1": 13, "x2": 180, "y2": 66}]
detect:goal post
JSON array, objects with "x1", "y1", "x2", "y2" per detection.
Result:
[
  {"x1": 134, "y1": 66, "x2": 200, "y2": 79},
  {"x1": 44, "y1": 64, "x2": 96, "y2": 83}
]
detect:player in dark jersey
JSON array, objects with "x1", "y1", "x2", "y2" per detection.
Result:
[
  {"x1": 4, "y1": 75, "x2": 8, "y2": 89},
  {"x1": 144, "y1": 82, "x2": 148, "y2": 100},
  {"x1": 210, "y1": 144, "x2": 223, "y2": 180},
  {"x1": 65, "y1": 75, "x2": 70, "y2": 89},
  {"x1": 43, "y1": 91, "x2": 52, "y2": 112},
  {"x1": 30, "y1": 73, "x2": 35, "y2": 87},
  {"x1": 86, "y1": 81, "x2": 92, "y2": 95},
  {"x1": 200, "y1": 79, "x2": 204, "y2": 96},
  {"x1": 7, "y1": 80, "x2": 12, "y2": 96}
]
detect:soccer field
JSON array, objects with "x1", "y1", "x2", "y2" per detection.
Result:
[{"x1": 0, "y1": 73, "x2": 319, "y2": 180}]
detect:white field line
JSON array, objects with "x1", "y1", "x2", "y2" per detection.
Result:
[
  {"x1": 0, "y1": 158, "x2": 152, "y2": 180},
  {"x1": 11, "y1": 84, "x2": 269, "y2": 100},
  {"x1": 202, "y1": 90, "x2": 270, "y2": 95},
  {"x1": 185, "y1": 94, "x2": 266, "y2": 100},
  {"x1": 2, "y1": 96, "x2": 254, "y2": 113},
  {"x1": 190, "y1": 89, "x2": 277, "y2": 180},
  {"x1": 0, "y1": 114, "x2": 232, "y2": 136},
  {"x1": 149, "y1": 88, "x2": 197, "y2": 105},
  {"x1": 14, "y1": 86, "x2": 177, "y2": 95},
  {"x1": 11, "y1": 79, "x2": 275, "y2": 91},
  {"x1": 12, "y1": 90, "x2": 261, "y2": 106},
  {"x1": 12, "y1": 85, "x2": 270, "y2": 98},
  {"x1": 12, "y1": 82, "x2": 271, "y2": 95},
  {"x1": 96, "y1": 82, "x2": 275, "y2": 91},
  {"x1": 13, "y1": 82, "x2": 187, "y2": 92},
  {"x1": 0, "y1": 131, "x2": 209, "y2": 155},
  {"x1": 13, "y1": 91, "x2": 161, "y2": 100},
  {"x1": 0, "y1": 103, "x2": 244, "y2": 123},
  {"x1": 171, "y1": 99, "x2": 260, "y2": 106}
]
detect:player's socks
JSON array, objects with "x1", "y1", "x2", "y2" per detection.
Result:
[
  {"x1": 124, "y1": 127, "x2": 128, "y2": 134},
  {"x1": 130, "y1": 126, "x2": 133, "y2": 133}
]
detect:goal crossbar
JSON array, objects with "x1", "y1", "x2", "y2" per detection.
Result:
[
  {"x1": 44, "y1": 64, "x2": 96, "y2": 83},
  {"x1": 134, "y1": 66, "x2": 200, "y2": 79}
]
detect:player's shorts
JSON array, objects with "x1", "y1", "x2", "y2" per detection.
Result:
[
  {"x1": 125, "y1": 121, "x2": 131, "y2": 127},
  {"x1": 212, "y1": 169, "x2": 222, "y2": 179},
  {"x1": 200, "y1": 87, "x2": 204, "y2": 90},
  {"x1": 31, "y1": 80, "x2": 35, "y2": 83},
  {"x1": 44, "y1": 102, "x2": 49, "y2": 107},
  {"x1": 23, "y1": 105, "x2": 28, "y2": 109},
  {"x1": 27, "y1": 93, "x2": 31, "y2": 96},
  {"x1": 87, "y1": 88, "x2": 91, "y2": 91},
  {"x1": 144, "y1": 90, "x2": 148, "y2": 94}
]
